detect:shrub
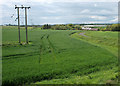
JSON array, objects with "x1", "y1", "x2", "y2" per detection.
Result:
[
  {"x1": 73, "y1": 25, "x2": 82, "y2": 30},
  {"x1": 106, "y1": 24, "x2": 120, "y2": 31}
]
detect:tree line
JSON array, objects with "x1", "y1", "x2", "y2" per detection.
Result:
[
  {"x1": 41, "y1": 24, "x2": 82, "y2": 30},
  {"x1": 101, "y1": 24, "x2": 120, "y2": 31}
]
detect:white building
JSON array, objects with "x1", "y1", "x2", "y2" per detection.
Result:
[
  {"x1": 83, "y1": 25, "x2": 107, "y2": 27},
  {"x1": 82, "y1": 27, "x2": 91, "y2": 30}
]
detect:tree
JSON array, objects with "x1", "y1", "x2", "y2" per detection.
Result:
[
  {"x1": 42, "y1": 24, "x2": 51, "y2": 29},
  {"x1": 73, "y1": 25, "x2": 82, "y2": 30},
  {"x1": 67, "y1": 24, "x2": 73, "y2": 27},
  {"x1": 106, "y1": 24, "x2": 120, "y2": 31}
]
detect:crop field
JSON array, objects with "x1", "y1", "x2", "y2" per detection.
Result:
[{"x1": 2, "y1": 26, "x2": 118, "y2": 85}]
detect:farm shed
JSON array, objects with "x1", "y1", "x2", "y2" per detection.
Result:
[{"x1": 90, "y1": 28, "x2": 98, "y2": 31}]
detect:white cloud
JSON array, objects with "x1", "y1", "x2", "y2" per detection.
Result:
[
  {"x1": 41, "y1": 17, "x2": 48, "y2": 19},
  {"x1": 82, "y1": 21, "x2": 105, "y2": 24},
  {"x1": 41, "y1": 16, "x2": 61, "y2": 20},
  {"x1": 94, "y1": 4, "x2": 97, "y2": 7},
  {"x1": 41, "y1": 22, "x2": 63, "y2": 25},
  {"x1": 90, "y1": 16, "x2": 107, "y2": 20},
  {"x1": 110, "y1": 16, "x2": 118, "y2": 22},
  {"x1": 81, "y1": 9, "x2": 90, "y2": 13},
  {"x1": 100, "y1": 10, "x2": 112, "y2": 14}
]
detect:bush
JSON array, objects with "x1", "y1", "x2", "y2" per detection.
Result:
[
  {"x1": 101, "y1": 28, "x2": 107, "y2": 31},
  {"x1": 106, "y1": 24, "x2": 120, "y2": 31},
  {"x1": 73, "y1": 25, "x2": 82, "y2": 30}
]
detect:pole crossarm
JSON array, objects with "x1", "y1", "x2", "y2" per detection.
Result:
[{"x1": 15, "y1": 5, "x2": 30, "y2": 9}]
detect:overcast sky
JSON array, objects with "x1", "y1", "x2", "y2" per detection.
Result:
[{"x1": 0, "y1": 0, "x2": 119, "y2": 25}]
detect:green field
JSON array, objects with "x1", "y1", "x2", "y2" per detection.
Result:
[{"x1": 2, "y1": 26, "x2": 118, "y2": 85}]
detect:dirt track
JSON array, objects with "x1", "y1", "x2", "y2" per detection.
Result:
[{"x1": 79, "y1": 32, "x2": 88, "y2": 37}]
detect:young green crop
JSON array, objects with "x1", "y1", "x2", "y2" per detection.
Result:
[{"x1": 2, "y1": 27, "x2": 118, "y2": 85}]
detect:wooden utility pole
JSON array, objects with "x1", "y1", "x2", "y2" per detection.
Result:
[
  {"x1": 15, "y1": 5, "x2": 21, "y2": 43},
  {"x1": 15, "y1": 5, "x2": 30, "y2": 44},
  {"x1": 25, "y1": 7, "x2": 30, "y2": 44}
]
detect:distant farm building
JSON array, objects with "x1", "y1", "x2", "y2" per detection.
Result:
[
  {"x1": 82, "y1": 25, "x2": 106, "y2": 31},
  {"x1": 82, "y1": 27, "x2": 92, "y2": 30},
  {"x1": 91, "y1": 28, "x2": 98, "y2": 31},
  {"x1": 83, "y1": 25, "x2": 107, "y2": 27},
  {"x1": 82, "y1": 27, "x2": 98, "y2": 31}
]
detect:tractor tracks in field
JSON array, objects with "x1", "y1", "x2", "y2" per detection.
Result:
[
  {"x1": 38, "y1": 34, "x2": 46, "y2": 63},
  {"x1": 3, "y1": 34, "x2": 66, "y2": 61},
  {"x1": 39, "y1": 34, "x2": 57, "y2": 63},
  {"x1": 2, "y1": 52, "x2": 39, "y2": 60},
  {"x1": 47, "y1": 35, "x2": 57, "y2": 63}
]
